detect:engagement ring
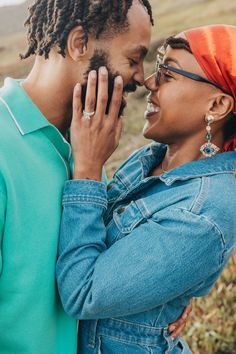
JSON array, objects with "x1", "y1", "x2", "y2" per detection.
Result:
[{"x1": 83, "y1": 110, "x2": 95, "y2": 120}]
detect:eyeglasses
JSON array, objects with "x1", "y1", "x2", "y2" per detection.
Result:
[{"x1": 155, "y1": 56, "x2": 230, "y2": 94}]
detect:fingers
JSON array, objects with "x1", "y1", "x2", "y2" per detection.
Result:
[
  {"x1": 169, "y1": 319, "x2": 184, "y2": 339},
  {"x1": 183, "y1": 303, "x2": 193, "y2": 318},
  {"x1": 109, "y1": 76, "x2": 123, "y2": 121},
  {"x1": 72, "y1": 83, "x2": 82, "y2": 124},
  {"x1": 82, "y1": 66, "x2": 123, "y2": 130},
  {"x1": 170, "y1": 322, "x2": 186, "y2": 340},
  {"x1": 168, "y1": 303, "x2": 193, "y2": 339},
  {"x1": 96, "y1": 67, "x2": 108, "y2": 119},
  {"x1": 115, "y1": 116, "x2": 123, "y2": 145},
  {"x1": 84, "y1": 70, "x2": 97, "y2": 117}
]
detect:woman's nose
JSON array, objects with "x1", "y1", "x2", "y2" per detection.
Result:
[{"x1": 144, "y1": 73, "x2": 158, "y2": 91}]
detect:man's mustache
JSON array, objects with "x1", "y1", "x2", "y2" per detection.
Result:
[{"x1": 123, "y1": 83, "x2": 138, "y2": 93}]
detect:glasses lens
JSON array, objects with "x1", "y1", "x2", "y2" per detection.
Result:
[
  {"x1": 155, "y1": 61, "x2": 160, "y2": 85},
  {"x1": 155, "y1": 54, "x2": 163, "y2": 86}
]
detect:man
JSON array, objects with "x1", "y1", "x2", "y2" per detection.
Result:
[{"x1": 0, "y1": 1, "x2": 190, "y2": 353}]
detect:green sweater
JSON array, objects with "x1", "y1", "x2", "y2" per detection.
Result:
[{"x1": 0, "y1": 78, "x2": 78, "y2": 354}]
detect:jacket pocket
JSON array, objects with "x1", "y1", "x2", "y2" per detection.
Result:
[{"x1": 113, "y1": 201, "x2": 146, "y2": 235}]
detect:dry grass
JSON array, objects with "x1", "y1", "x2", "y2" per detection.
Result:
[
  {"x1": 186, "y1": 255, "x2": 236, "y2": 354},
  {"x1": 0, "y1": 1, "x2": 235, "y2": 352}
]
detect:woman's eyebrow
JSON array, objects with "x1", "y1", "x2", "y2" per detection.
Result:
[{"x1": 163, "y1": 57, "x2": 183, "y2": 68}]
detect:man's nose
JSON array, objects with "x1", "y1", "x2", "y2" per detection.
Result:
[
  {"x1": 144, "y1": 73, "x2": 158, "y2": 91},
  {"x1": 133, "y1": 65, "x2": 145, "y2": 86}
]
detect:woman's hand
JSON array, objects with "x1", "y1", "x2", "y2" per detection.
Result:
[
  {"x1": 71, "y1": 67, "x2": 123, "y2": 181},
  {"x1": 168, "y1": 303, "x2": 193, "y2": 339}
]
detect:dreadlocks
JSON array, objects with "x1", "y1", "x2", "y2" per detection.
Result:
[{"x1": 21, "y1": 0, "x2": 154, "y2": 60}]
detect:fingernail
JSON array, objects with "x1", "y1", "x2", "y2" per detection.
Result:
[
  {"x1": 90, "y1": 70, "x2": 97, "y2": 79},
  {"x1": 169, "y1": 325, "x2": 176, "y2": 332},
  {"x1": 100, "y1": 66, "x2": 107, "y2": 75},
  {"x1": 75, "y1": 83, "x2": 81, "y2": 90},
  {"x1": 115, "y1": 76, "x2": 123, "y2": 84}
]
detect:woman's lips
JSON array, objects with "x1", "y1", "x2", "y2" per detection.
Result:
[{"x1": 145, "y1": 102, "x2": 161, "y2": 118}]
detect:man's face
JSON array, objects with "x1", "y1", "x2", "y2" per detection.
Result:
[{"x1": 81, "y1": 1, "x2": 152, "y2": 115}]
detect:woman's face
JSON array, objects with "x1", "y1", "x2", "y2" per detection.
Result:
[{"x1": 143, "y1": 36, "x2": 218, "y2": 145}]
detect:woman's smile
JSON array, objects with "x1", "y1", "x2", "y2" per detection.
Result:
[{"x1": 145, "y1": 100, "x2": 161, "y2": 119}]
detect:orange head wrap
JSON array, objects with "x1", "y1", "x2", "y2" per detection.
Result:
[{"x1": 184, "y1": 25, "x2": 236, "y2": 152}]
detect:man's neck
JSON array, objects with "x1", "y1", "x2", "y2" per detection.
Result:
[{"x1": 21, "y1": 60, "x2": 74, "y2": 137}]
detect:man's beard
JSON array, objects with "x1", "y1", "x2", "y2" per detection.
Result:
[{"x1": 81, "y1": 49, "x2": 138, "y2": 117}]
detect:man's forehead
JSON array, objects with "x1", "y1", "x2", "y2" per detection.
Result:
[{"x1": 125, "y1": 0, "x2": 152, "y2": 41}]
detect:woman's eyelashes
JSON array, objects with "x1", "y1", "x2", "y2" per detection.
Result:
[{"x1": 163, "y1": 71, "x2": 175, "y2": 80}]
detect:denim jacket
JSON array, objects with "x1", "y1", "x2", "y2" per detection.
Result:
[{"x1": 56, "y1": 143, "x2": 236, "y2": 354}]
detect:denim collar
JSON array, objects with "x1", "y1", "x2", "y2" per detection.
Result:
[
  {"x1": 140, "y1": 143, "x2": 236, "y2": 186},
  {"x1": 0, "y1": 77, "x2": 50, "y2": 135}
]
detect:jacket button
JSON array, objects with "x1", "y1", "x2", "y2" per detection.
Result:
[
  {"x1": 117, "y1": 207, "x2": 125, "y2": 214},
  {"x1": 107, "y1": 184, "x2": 113, "y2": 191}
]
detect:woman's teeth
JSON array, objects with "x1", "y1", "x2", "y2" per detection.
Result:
[{"x1": 147, "y1": 102, "x2": 160, "y2": 113}]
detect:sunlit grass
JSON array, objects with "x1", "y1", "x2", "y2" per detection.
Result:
[{"x1": 186, "y1": 254, "x2": 236, "y2": 354}]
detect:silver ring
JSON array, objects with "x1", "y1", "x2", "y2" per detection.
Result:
[{"x1": 83, "y1": 110, "x2": 95, "y2": 120}]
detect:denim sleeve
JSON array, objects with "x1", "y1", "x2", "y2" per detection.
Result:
[{"x1": 56, "y1": 180, "x2": 224, "y2": 320}]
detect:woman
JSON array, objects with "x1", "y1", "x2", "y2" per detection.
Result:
[{"x1": 56, "y1": 25, "x2": 236, "y2": 353}]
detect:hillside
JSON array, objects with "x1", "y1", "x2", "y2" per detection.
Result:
[{"x1": 0, "y1": 0, "x2": 30, "y2": 36}]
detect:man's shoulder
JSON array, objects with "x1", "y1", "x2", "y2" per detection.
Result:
[
  {"x1": 0, "y1": 95, "x2": 12, "y2": 126},
  {"x1": 0, "y1": 95, "x2": 20, "y2": 139}
]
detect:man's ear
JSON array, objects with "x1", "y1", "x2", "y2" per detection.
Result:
[
  {"x1": 67, "y1": 25, "x2": 88, "y2": 61},
  {"x1": 208, "y1": 93, "x2": 234, "y2": 122}
]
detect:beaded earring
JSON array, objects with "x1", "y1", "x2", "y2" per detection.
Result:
[{"x1": 200, "y1": 115, "x2": 220, "y2": 157}]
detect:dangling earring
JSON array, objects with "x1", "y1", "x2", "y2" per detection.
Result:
[{"x1": 200, "y1": 115, "x2": 220, "y2": 157}]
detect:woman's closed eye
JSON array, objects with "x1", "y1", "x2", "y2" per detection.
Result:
[{"x1": 162, "y1": 70, "x2": 175, "y2": 80}]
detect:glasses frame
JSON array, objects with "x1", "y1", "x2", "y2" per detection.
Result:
[{"x1": 155, "y1": 56, "x2": 231, "y2": 95}]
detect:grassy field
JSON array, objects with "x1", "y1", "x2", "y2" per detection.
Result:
[{"x1": 0, "y1": 0, "x2": 235, "y2": 352}]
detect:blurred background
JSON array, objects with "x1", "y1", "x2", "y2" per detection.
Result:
[{"x1": 0, "y1": 0, "x2": 235, "y2": 353}]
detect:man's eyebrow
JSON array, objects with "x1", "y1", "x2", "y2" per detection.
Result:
[
  {"x1": 130, "y1": 45, "x2": 148, "y2": 58},
  {"x1": 163, "y1": 56, "x2": 183, "y2": 68}
]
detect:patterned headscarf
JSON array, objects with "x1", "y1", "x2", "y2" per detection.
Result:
[{"x1": 185, "y1": 25, "x2": 236, "y2": 152}]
